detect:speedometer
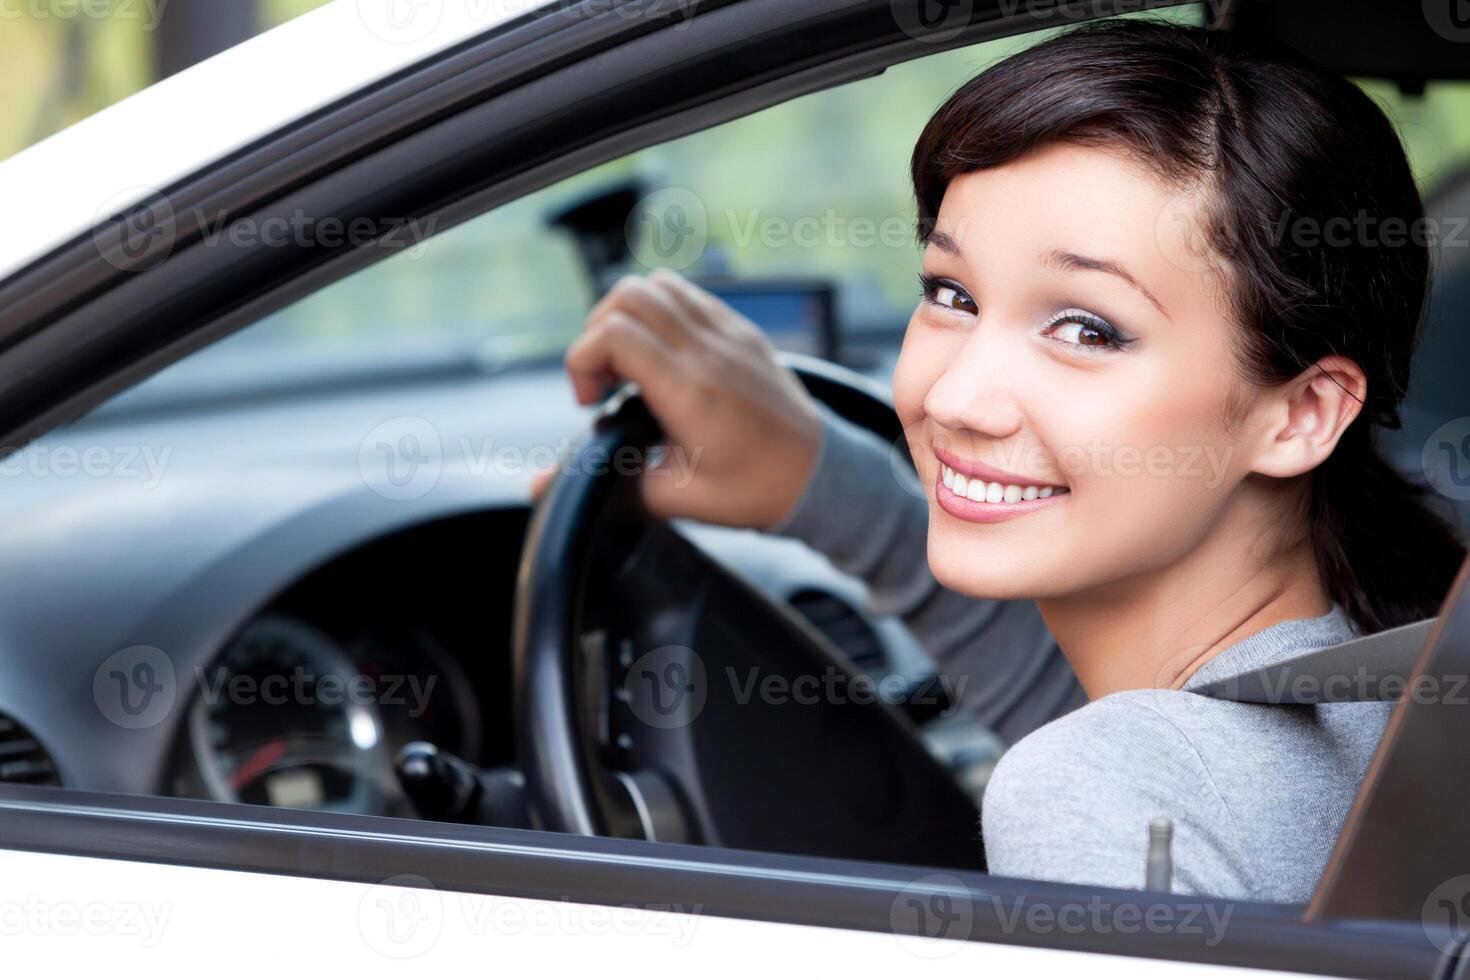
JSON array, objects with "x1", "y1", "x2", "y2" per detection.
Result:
[{"x1": 189, "y1": 615, "x2": 397, "y2": 813}]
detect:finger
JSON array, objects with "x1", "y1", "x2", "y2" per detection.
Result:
[
  {"x1": 564, "y1": 311, "x2": 677, "y2": 406},
  {"x1": 647, "y1": 268, "x2": 716, "y2": 328},
  {"x1": 586, "y1": 274, "x2": 687, "y2": 345},
  {"x1": 602, "y1": 274, "x2": 697, "y2": 348},
  {"x1": 649, "y1": 268, "x2": 737, "y2": 331}
]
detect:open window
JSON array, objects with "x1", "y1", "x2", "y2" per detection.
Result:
[{"x1": 0, "y1": 1, "x2": 1468, "y2": 975}]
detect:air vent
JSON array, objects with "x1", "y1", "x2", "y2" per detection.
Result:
[
  {"x1": 787, "y1": 588, "x2": 885, "y2": 672},
  {"x1": 0, "y1": 712, "x2": 60, "y2": 785}
]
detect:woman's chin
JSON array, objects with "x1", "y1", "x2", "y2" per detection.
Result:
[{"x1": 925, "y1": 545, "x2": 1052, "y2": 602}]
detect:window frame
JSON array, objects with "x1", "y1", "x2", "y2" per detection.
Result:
[{"x1": 0, "y1": 0, "x2": 1457, "y2": 972}]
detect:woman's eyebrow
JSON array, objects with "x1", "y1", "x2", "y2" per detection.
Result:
[
  {"x1": 923, "y1": 230, "x2": 963, "y2": 256},
  {"x1": 1043, "y1": 248, "x2": 1170, "y2": 318}
]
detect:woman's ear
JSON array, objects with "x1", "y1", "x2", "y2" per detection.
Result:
[{"x1": 1248, "y1": 355, "x2": 1368, "y2": 479}]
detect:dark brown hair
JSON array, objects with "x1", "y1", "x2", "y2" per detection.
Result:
[{"x1": 911, "y1": 18, "x2": 1463, "y2": 632}]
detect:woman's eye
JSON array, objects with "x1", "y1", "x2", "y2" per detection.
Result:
[
  {"x1": 919, "y1": 275, "x2": 978, "y2": 315},
  {"x1": 1042, "y1": 310, "x2": 1133, "y2": 352}
]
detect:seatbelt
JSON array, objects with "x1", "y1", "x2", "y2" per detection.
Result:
[{"x1": 1194, "y1": 617, "x2": 1436, "y2": 704}]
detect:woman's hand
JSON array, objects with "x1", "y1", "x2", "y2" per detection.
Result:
[{"x1": 551, "y1": 268, "x2": 822, "y2": 529}]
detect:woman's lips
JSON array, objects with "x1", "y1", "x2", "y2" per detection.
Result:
[
  {"x1": 935, "y1": 475, "x2": 1069, "y2": 523},
  {"x1": 932, "y1": 448, "x2": 1070, "y2": 524}
]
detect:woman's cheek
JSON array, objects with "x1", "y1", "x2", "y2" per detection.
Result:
[{"x1": 892, "y1": 315, "x2": 944, "y2": 436}]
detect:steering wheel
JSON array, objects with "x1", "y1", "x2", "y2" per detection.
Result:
[{"x1": 512, "y1": 355, "x2": 984, "y2": 870}]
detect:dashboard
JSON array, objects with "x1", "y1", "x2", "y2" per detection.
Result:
[
  {"x1": 0, "y1": 360, "x2": 997, "y2": 820},
  {"x1": 168, "y1": 510, "x2": 526, "y2": 816}
]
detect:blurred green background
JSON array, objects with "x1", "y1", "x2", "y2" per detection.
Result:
[
  {"x1": 0, "y1": 0, "x2": 329, "y2": 161},
  {"x1": 8, "y1": 1, "x2": 1470, "y2": 380}
]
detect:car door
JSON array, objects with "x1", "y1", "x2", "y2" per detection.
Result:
[{"x1": 0, "y1": 0, "x2": 1462, "y2": 975}]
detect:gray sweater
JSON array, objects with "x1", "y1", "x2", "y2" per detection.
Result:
[{"x1": 772, "y1": 408, "x2": 1390, "y2": 902}]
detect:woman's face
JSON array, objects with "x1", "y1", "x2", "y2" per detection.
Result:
[{"x1": 894, "y1": 141, "x2": 1265, "y2": 600}]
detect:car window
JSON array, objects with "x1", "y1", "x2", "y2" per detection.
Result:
[{"x1": 96, "y1": 6, "x2": 1215, "y2": 417}]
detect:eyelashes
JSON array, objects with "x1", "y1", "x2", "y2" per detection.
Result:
[
  {"x1": 1039, "y1": 308, "x2": 1136, "y2": 352},
  {"x1": 917, "y1": 274, "x2": 1135, "y2": 353},
  {"x1": 918, "y1": 273, "x2": 978, "y2": 315}
]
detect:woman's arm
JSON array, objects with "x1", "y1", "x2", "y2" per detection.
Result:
[{"x1": 769, "y1": 407, "x2": 1085, "y2": 745}]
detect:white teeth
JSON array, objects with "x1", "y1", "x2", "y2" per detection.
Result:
[{"x1": 939, "y1": 464, "x2": 1062, "y2": 504}]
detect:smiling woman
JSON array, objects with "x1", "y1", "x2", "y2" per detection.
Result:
[{"x1": 890, "y1": 17, "x2": 1466, "y2": 902}]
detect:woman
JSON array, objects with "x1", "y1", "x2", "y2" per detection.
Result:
[
  {"x1": 894, "y1": 17, "x2": 1467, "y2": 902},
  {"x1": 560, "y1": 18, "x2": 1464, "y2": 902}
]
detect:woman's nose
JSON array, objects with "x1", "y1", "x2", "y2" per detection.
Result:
[{"x1": 922, "y1": 328, "x2": 1026, "y2": 439}]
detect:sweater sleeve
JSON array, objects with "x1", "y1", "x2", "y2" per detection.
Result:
[{"x1": 767, "y1": 406, "x2": 1084, "y2": 744}]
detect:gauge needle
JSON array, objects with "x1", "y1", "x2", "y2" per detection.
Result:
[{"x1": 231, "y1": 738, "x2": 288, "y2": 791}]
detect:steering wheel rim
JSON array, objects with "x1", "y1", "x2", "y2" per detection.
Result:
[{"x1": 511, "y1": 355, "x2": 982, "y2": 868}]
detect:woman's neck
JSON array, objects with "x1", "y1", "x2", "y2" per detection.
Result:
[{"x1": 1036, "y1": 492, "x2": 1332, "y2": 700}]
